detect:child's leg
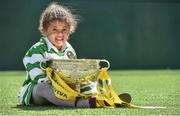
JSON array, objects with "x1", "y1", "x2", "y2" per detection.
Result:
[{"x1": 32, "y1": 82, "x2": 92, "y2": 107}]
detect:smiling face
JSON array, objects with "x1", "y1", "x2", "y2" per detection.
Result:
[{"x1": 43, "y1": 20, "x2": 70, "y2": 50}]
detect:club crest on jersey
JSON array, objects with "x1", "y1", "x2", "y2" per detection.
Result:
[{"x1": 66, "y1": 51, "x2": 75, "y2": 59}]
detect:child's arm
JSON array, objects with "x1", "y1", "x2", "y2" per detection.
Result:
[{"x1": 23, "y1": 47, "x2": 47, "y2": 83}]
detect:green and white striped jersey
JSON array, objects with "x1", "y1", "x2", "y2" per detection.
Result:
[{"x1": 19, "y1": 37, "x2": 76, "y2": 105}]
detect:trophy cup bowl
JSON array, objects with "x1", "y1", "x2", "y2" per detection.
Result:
[{"x1": 49, "y1": 59, "x2": 110, "y2": 83}]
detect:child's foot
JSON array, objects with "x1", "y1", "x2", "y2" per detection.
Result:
[{"x1": 118, "y1": 93, "x2": 132, "y2": 103}]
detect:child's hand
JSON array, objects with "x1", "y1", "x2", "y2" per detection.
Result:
[
  {"x1": 37, "y1": 76, "x2": 50, "y2": 83},
  {"x1": 67, "y1": 83, "x2": 77, "y2": 91}
]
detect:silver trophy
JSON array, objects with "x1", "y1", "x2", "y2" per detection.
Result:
[
  {"x1": 49, "y1": 59, "x2": 110, "y2": 93},
  {"x1": 49, "y1": 59, "x2": 110, "y2": 82}
]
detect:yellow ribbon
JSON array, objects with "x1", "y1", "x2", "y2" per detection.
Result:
[{"x1": 46, "y1": 67, "x2": 133, "y2": 108}]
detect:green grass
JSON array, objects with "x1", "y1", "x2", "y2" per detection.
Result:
[{"x1": 0, "y1": 70, "x2": 179, "y2": 115}]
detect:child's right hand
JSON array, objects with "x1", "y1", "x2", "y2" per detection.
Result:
[
  {"x1": 67, "y1": 83, "x2": 77, "y2": 91},
  {"x1": 37, "y1": 76, "x2": 50, "y2": 83}
]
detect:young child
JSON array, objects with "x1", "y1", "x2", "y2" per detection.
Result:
[{"x1": 18, "y1": 2, "x2": 96, "y2": 107}]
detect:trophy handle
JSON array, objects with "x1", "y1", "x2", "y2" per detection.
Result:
[
  {"x1": 98, "y1": 59, "x2": 110, "y2": 70},
  {"x1": 40, "y1": 61, "x2": 46, "y2": 70}
]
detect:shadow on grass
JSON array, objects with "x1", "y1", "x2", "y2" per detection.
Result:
[
  {"x1": 12, "y1": 104, "x2": 91, "y2": 111},
  {"x1": 12, "y1": 104, "x2": 134, "y2": 111}
]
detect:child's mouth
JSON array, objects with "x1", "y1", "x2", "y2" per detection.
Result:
[{"x1": 56, "y1": 38, "x2": 64, "y2": 42}]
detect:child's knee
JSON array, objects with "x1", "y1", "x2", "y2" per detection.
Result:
[{"x1": 35, "y1": 83, "x2": 52, "y2": 96}]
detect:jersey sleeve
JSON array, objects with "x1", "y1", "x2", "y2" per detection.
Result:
[{"x1": 23, "y1": 43, "x2": 47, "y2": 83}]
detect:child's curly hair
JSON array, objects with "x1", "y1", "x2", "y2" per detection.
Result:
[{"x1": 39, "y1": 2, "x2": 79, "y2": 36}]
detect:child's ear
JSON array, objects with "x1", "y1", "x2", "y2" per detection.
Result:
[{"x1": 42, "y1": 29, "x2": 48, "y2": 36}]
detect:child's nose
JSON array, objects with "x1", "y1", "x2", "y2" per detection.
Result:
[{"x1": 56, "y1": 31, "x2": 63, "y2": 37}]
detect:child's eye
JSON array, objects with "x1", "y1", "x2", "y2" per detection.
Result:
[
  {"x1": 62, "y1": 29, "x2": 66, "y2": 32},
  {"x1": 62, "y1": 29, "x2": 68, "y2": 33},
  {"x1": 53, "y1": 29, "x2": 57, "y2": 32}
]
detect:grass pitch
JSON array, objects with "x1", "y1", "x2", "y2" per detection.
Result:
[{"x1": 0, "y1": 70, "x2": 179, "y2": 115}]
